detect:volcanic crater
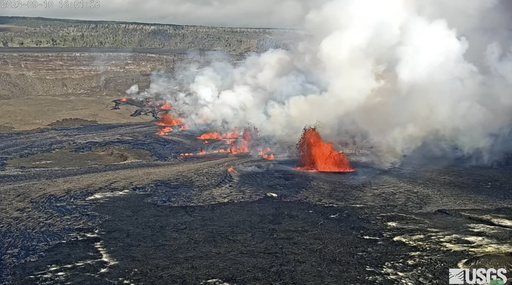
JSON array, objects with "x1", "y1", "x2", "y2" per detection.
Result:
[{"x1": 0, "y1": 48, "x2": 511, "y2": 285}]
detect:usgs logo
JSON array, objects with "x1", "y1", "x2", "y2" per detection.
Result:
[{"x1": 449, "y1": 268, "x2": 507, "y2": 285}]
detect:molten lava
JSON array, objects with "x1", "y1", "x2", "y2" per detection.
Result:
[
  {"x1": 229, "y1": 127, "x2": 255, "y2": 153},
  {"x1": 197, "y1": 130, "x2": 239, "y2": 143},
  {"x1": 156, "y1": 113, "x2": 184, "y2": 127},
  {"x1": 227, "y1": 166, "x2": 237, "y2": 173},
  {"x1": 160, "y1": 101, "x2": 173, "y2": 110},
  {"x1": 157, "y1": 127, "x2": 173, "y2": 136},
  {"x1": 262, "y1": 154, "x2": 275, "y2": 160},
  {"x1": 155, "y1": 112, "x2": 187, "y2": 136},
  {"x1": 181, "y1": 127, "x2": 274, "y2": 159},
  {"x1": 197, "y1": 131, "x2": 223, "y2": 140},
  {"x1": 296, "y1": 127, "x2": 354, "y2": 172},
  {"x1": 114, "y1": 95, "x2": 278, "y2": 160}
]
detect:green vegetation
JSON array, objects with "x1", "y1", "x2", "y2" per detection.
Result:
[{"x1": 0, "y1": 16, "x2": 296, "y2": 54}]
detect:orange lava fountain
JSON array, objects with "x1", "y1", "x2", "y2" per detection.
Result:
[{"x1": 295, "y1": 127, "x2": 354, "y2": 172}]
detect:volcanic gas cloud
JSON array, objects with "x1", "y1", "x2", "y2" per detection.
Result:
[
  {"x1": 127, "y1": 0, "x2": 512, "y2": 166},
  {"x1": 296, "y1": 127, "x2": 354, "y2": 173},
  {"x1": 113, "y1": 96, "x2": 275, "y2": 160}
]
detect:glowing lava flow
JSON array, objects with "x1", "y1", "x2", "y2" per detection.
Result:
[
  {"x1": 295, "y1": 127, "x2": 354, "y2": 172},
  {"x1": 113, "y1": 97, "x2": 187, "y2": 136},
  {"x1": 155, "y1": 112, "x2": 188, "y2": 135},
  {"x1": 197, "y1": 130, "x2": 239, "y2": 143},
  {"x1": 258, "y1": 146, "x2": 275, "y2": 160},
  {"x1": 261, "y1": 153, "x2": 275, "y2": 160},
  {"x1": 156, "y1": 113, "x2": 184, "y2": 127},
  {"x1": 229, "y1": 127, "x2": 254, "y2": 153},
  {"x1": 180, "y1": 127, "x2": 274, "y2": 160},
  {"x1": 157, "y1": 127, "x2": 173, "y2": 136},
  {"x1": 197, "y1": 131, "x2": 224, "y2": 140}
]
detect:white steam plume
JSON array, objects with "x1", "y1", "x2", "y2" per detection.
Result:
[{"x1": 132, "y1": 0, "x2": 512, "y2": 166}]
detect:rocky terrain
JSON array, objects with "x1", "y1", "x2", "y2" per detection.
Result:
[
  {"x1": 0, "y1": 16, "x2": 296, "y2": 131},
  {"x1": 0, "y1": 50, "x2": 164, "y2": 130},
  {"x1": 0, "y1": 121, "x2": 511, "y2": 284},
  {"x1": 0, "y1": 17, "x2": 297, "y2": 54},
  {"x1": 0, "y1": 17, "x2": 511, "y2": 285}
]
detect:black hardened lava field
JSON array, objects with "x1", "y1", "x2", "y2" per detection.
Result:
[
  {"x1": 1, "y1": 119, "x2": 512, "y2": 284},
  {"x1": 3, "y1": 4, "x2": 512, "y2": 284}
]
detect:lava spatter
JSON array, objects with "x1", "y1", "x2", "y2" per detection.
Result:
[{"x1": 295, "y1": 127, "x2": 354, "y2": 172}]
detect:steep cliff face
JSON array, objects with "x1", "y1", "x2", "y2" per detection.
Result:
[
  {"x1": 0, "y1": 51, "x2": 170, "y2": 97},
  {"x1": 0, "y1": 51, "x2": 184, "y2": 129}
]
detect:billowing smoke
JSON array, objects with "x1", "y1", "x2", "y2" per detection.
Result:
[{"x1": 130, "y1": 0, "x2": 512, "y2": 166}]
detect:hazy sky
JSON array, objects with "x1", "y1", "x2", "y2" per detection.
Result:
[
  {"x1": 1, "y1": 0, "x2": 325, "y2": 27},
  {"x1": 3, "y1": 0, "x2": 511, "y2": 28}
]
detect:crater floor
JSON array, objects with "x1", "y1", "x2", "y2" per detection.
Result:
[{"x1": 0, "y1": 121, "x2": 511, "y2": 284}]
